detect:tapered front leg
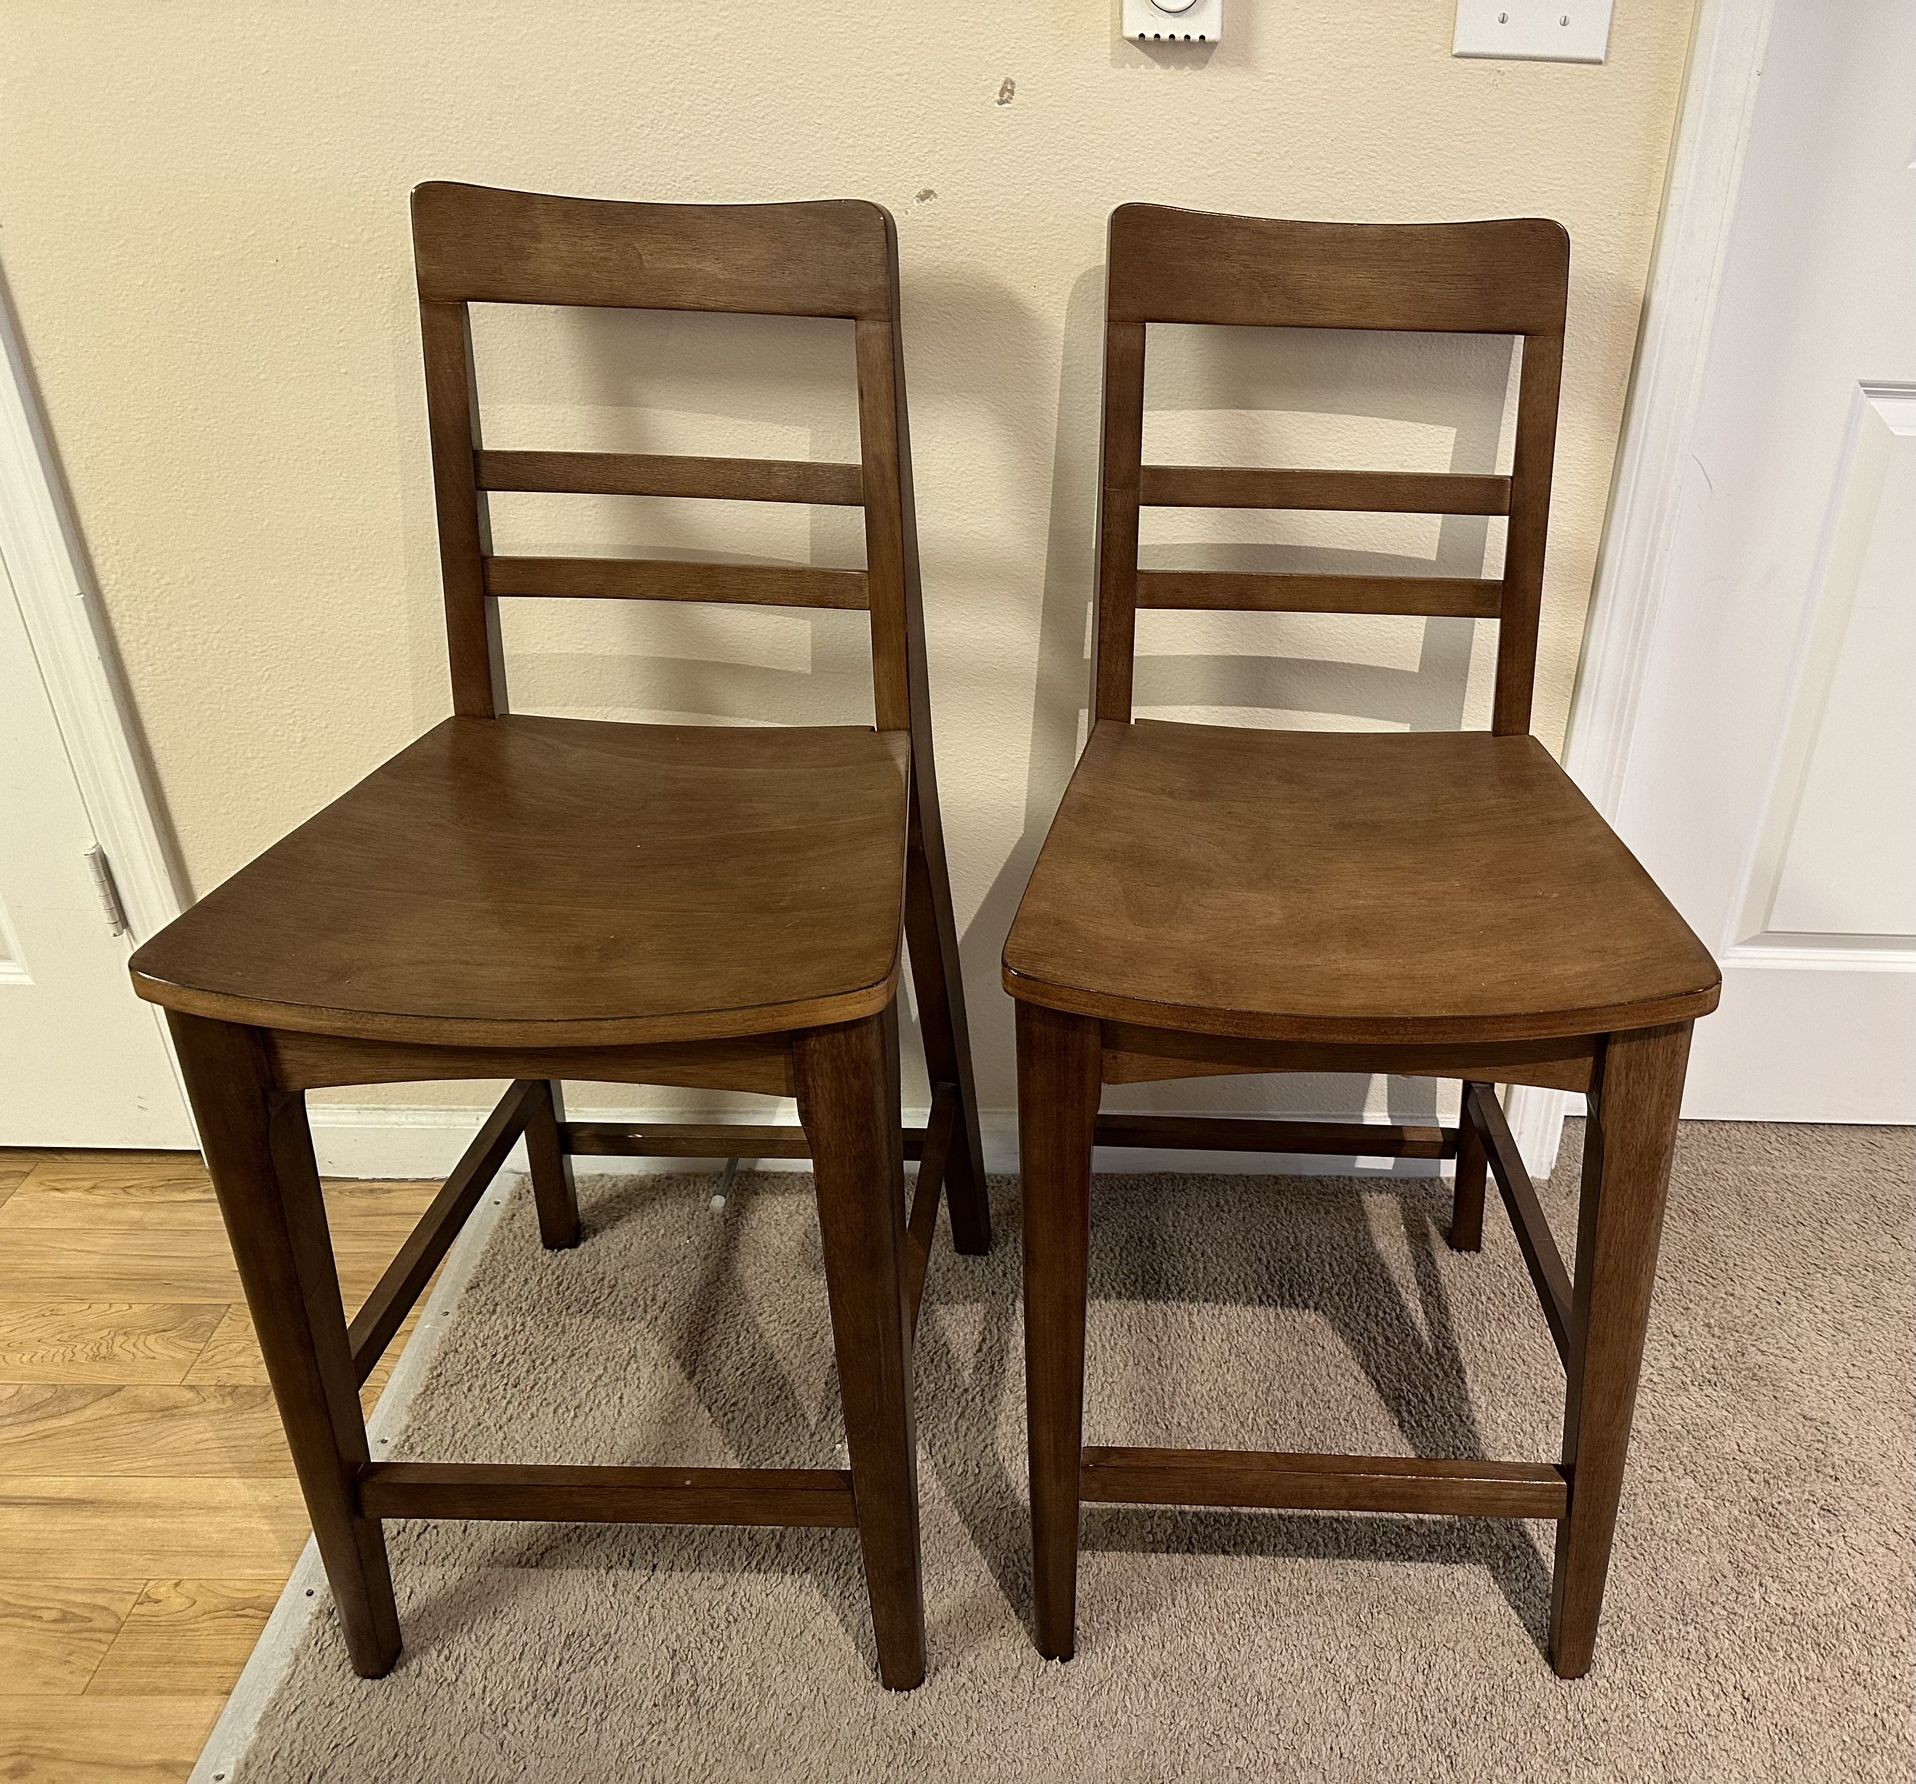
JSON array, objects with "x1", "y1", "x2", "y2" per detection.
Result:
[
  {"x1": 522, "y1": 1079, "x2": 581, "y2": 1250},
  {"x1": 796, "y1": 1010, "x2": 926, "y2": 1690},
  {"x1": 167, "y1": 1012, "x2": 401, "y2": 1677},
  {"x1": 1449, "y1": 1081, "x2": 1489, "y2": 1251},
  {"x1": 1550, "y1": 1022, "x2": 1691, "y2": 1677},
  {"x1": 1017, "y1": 1000, "x2": 1101, "y2": 1661}
]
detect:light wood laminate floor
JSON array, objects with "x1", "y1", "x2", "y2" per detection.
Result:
[{"x1": 0, "y1": 1147, "x2": 436, "y2": 1783}]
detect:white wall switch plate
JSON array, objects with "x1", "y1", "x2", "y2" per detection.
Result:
[
  {"x1": 1453, "y1": 0, "x2": 1613, "y2": 64},
  {"x1": 1123, "y1": 0, "x2": 1223, "y2": 45}
]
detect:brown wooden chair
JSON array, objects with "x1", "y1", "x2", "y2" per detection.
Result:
[
  {"x1": 1003, "y1": 204, "x2": 1720, "y2": 1678},
  {"x1": 128, "y1": 183, "x2": 991, "y2": 1692}
]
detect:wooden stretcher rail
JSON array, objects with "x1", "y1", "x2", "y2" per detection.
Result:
[
  {"x1": 347, "y1": 1080, "x2": 535, "y2": 1385},
  {"x1": 484, "y1": 554, "x2": 871, "y2": 610},
  {"x1": 563, "y1": 1121, "x2": 810, "y2": 1158},
  {"x1": 358, "y1": 1461, "x2": 859, "y2": 1528},
  {"x1": 1465, "y1": 1082, "x2": 1573, "y2": 1362},
  {"x1": 1137, "y1": 466, "x2": 1513, "y2": 515},
  {"x1": 1133, "y1": 571, "x2": 1503, "y2": 618},
  {"x1": 476, "y1": 449, "x2": 864, "y2": 506},
  {"x1": 560, "y1": 1120, "x2": 935, "y2": 1162},
  {"x1": 1092, "y1": 1113, "x2": 1459, "y2": 1159},
  {"x1": 1099, "y1": 1024, "x2": 1598, "y2": 1094},
  {"x1": 1080, "y1": 1446, "x2": 1569, "y2": 1520},
  {"x1": 267, "y1": 1030, "x2": 793, "y2": 1096}
]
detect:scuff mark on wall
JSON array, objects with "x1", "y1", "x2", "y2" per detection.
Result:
[{"x1": 996, "y1": 76, "x2": 1016, "y2": 105}]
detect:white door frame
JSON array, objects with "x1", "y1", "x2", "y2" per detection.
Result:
[
  {"x1": 1507, "y1": 0, "x2": 1779, "y2": 1170},
  {"x1": 0, "y1": 273, "x2": 191, "y2": 1117}
]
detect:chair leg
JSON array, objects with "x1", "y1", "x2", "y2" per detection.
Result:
[
  {"x1": 795, "y1": 1010, "x2": 927, "y2": 1690},
  {"x1": 1550, "y1": 1022, "x2": 1691, "y2": 1678},
  {"x1": 904, "y1": 785, "x2": 992, "y2": 1256},
  {"x1": 1016, "y1": 1001, "x2": 1101, "y2": 1662},
  {"x1": 522, "y1": 1079, "x2": 581, "y2": 1250},
  {"x1": 165, "y1": 1012, "x2": 401, "y2": 1678},
  {"x1": 1449, "y1": 1081, "x2": 1489, "y2": 1251}
]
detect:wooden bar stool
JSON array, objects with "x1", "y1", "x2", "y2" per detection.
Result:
[
  {"x1": 128, "y1": 183, "x2": 991, "y2": 1692},
  {"x1": 1003, "y1": 204, "x2": 1720, "y2": 1678}
]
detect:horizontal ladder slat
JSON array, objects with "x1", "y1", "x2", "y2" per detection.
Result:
[
  {"x1": 1081, "y1": 1446, "x2": 1568, "y2": 1520},
  {"x1": 1134, "y1": 571, "x2": 1502, "y2": 618},
  {"x1": 476, "y1": 449, "x2": 864, "y2": 506},
  {"x1": 564, "y1": 1121, "x2": 810, "y2": 1159},
  {"x1": 1138, "y1": 467, "x2": 1512, "y2": 515},
  {"x1": 484, "y1": 555, "x2": 870, "y2": 610},
  {"x1": 560, "y1": 1121, "x2": 936, "y2": 1162},
  {"x1": 348, "y1": 1080, "x2": 535, "y2": 1385},
  {"x1": 1093, "y1": 1113, "x2": 1458, "y2": 1160},
  {"x1": 1465, "y1": 1083, "x2": 1573, "y2": 1362},
  {"x1": 358, "y1": 1461, "x2": 858, "y2": 1528}
]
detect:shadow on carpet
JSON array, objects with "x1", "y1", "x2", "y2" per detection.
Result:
[{"x1": 227, "y1": 1123, "x2": 1912, "y2": 1782}]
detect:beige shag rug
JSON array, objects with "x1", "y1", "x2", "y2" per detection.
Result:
[{"x1": 224, "y1": 1124, "x2": 1912, "y2": 1782}]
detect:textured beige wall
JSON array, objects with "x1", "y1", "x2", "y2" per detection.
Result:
[{"x1": 0, "y1": 2, "x2": 1694, "y2": 1123}]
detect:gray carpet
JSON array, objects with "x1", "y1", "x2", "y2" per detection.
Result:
[{"x1": 230, "y1": 1123, "x2": 1913, "y2": 1781}]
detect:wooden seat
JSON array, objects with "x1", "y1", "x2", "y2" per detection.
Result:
[
  {"x1": 129, "y1": 183, "x2": 992, "y2": 1694},
  {"x1": 1006, "y1": 722, "x2": 1718, "y2": 1046},
  {"x1": 132, "y1": 715, "x2": 912, "y2": 1046},
  {"x1": 1006, "y1": 204, "x2": 1720, "y2": 1683}
]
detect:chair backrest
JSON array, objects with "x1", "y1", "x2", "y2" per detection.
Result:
[
  {"x1": 410, "y1": 182, "x2": 928, "y2": 735},
  {"x1": 1093, "y1": 203, "x2": 1570, "y2": 736}
]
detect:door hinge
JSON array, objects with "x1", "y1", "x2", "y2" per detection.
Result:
[{"x1": 83, "y1": 844, "x2": 129, "y2": 937}]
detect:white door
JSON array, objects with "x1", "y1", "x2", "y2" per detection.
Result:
[
  {"x1": 0, "y1": 565, "x2": 189, "y2": 1146},
  {"x1": 0, "y1": 338, "x2": 192, "y2": 1147},
  {"x1": 1610, "y1": 0, "x2": 1914, "y2": 1121}
]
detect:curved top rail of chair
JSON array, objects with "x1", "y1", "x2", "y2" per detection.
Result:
[
  {"x1": 1105, "y1": 203, "x2": 1571, "y2": 335},
  {"x1": 411, "y1": 182, "x2": 898, "y2": 319}
]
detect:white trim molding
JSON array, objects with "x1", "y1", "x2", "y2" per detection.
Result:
[
  {"x1": 0, "y1": 278, "x2": 187, "y2": 946},
  {"x1": 1521, "y1": 0, "x2": 1780, "y2": 1175},
  {"x1": 0, "y1": 271, "x2": 193, "y2": 1136},
  {"x1": 1565, "y1": 0, "x2": 1777, "y2": 816}
]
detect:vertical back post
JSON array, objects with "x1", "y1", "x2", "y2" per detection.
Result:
[
  {"x1": 418, "y1": 300, "x2": 505, "y2": 716},
  {"x1": 1092, "y1": 321, "x2": 1148, "y2": 723},
  {"x1": 856, "y1": 245, "x2": 994, "y2": 1249},
  {"x1": 854, "y1": 300, "x2": 914, "y2": 734},
  {"x1": 1492, "y1": 330, "x2": 1565, "y2": 735}
]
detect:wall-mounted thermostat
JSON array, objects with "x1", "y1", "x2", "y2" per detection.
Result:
[{"x1": 1123, "y1": 0, "x2": 1223, "y2": 45}]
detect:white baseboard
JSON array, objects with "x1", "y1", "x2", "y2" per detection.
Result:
[
  {"x1": 305, "y1": 1103, "x2": 538, "y2": 1179},
  {"x1": 306, "y1": 1099, "x2": 1573, "y2": 1184},
  {"x1": 1505, "y1": 1085, "x2": 1578, "y2": 1180}
]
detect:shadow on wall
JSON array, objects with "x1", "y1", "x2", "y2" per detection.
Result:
[
  {"x1": 463, "y1": 302, "x2": 873, "y2": 727},
  {"x1": 386, "y1": 271, "x2": 1047, "y2": 1118},
  {"x1": 387, "y1": 267, "x2": 1522, "y2": 1138},
  {"x1": 968, "y1": 263, "x2": 1519, "y2": 1137}
]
